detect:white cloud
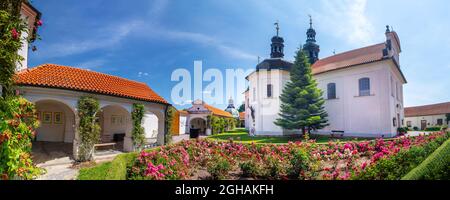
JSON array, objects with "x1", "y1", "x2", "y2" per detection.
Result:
[
  {"x1": 138, "y1": 72, "x2": 149, "y2": 77},
  {"x1": 315, "y1": 0, "x2": 376, "y2": 46},
  {"x1": 39, "y1": 20, "x2": 143, "y2": 58},
  {"x1": 164, "y1": 30, "x2": 257, "y2": 61},
  {"x1": 76, "y1": 58, "x2": 106, "y2": 70}
]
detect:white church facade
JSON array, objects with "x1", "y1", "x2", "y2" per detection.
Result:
[{"x1": 245, "y1": 20, "x2": 407, "y2": 138}]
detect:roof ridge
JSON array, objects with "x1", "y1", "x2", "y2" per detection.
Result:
[
  {"x1": 37, "y1": 63, "x2": 148, "y2": 86},
  {"x1": 317, "y1": 42, "x2": 385, "y2": 62},
  {"x1": 406, "y1": 102, "x2": 450, "y2": 109}
]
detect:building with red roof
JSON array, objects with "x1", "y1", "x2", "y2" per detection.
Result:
[
  {"x1": 11, "y1": 4, "x2": 170, "y2": 160},
  {"x1": 404, "y1": 102, "x2": 450, "y2": 130}
]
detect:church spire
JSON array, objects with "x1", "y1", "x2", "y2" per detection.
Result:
[
  {"x1": 270, "y1": 21, "x2": 285, "y2": 58},
  {"x1": 303, "y1": 15, "x2": 320, "y2": 64}
]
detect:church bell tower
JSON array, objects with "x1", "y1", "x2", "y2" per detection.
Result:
[
  {"x1": 302, "y1": 15, "x2": 320, "y2": 64},
  {"x1": 270, "y1": 21, "x2": 285, "y2": 58}
]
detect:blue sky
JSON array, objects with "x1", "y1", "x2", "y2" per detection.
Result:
[{"x1": 29, "y1": 0, "x2": 450, "y2": 110}]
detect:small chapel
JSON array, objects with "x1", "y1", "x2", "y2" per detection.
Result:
[{"x1": 245, "y1": 18, "x2": 407, "y2": 138}]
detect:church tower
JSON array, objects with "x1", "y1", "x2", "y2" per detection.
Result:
[
  {"x1": 270, "y1": 21, "x2": 285, "y2": 58},
  {"x1": 302, "y1": 16, "x2": 320, "y2": 64}
]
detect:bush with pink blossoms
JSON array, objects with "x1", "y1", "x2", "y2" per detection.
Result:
[{"x1": 126, "y1": 131, "x2": 450, "y2": 180}]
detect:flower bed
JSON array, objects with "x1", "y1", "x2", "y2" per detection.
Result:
[{"x1": 127, "y1": 131, "x2": 450, "y2": 180}]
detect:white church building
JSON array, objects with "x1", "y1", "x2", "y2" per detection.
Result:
[{"x1": 245, "y1": 20, "x2": 407, "y2": 138}]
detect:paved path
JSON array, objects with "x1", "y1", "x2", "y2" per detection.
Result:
[
  {"x1": 36, "y1": 157, "x2": 78, "y2": 180},
  {"x1": 36, "y1": 151, "x2": 122, "y2": 180}
]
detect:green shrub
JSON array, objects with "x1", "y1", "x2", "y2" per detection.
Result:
[
  {"x1": 402, "y1": 138, "x2": 450, "y2": 180},
  {"x1": 354, "y1": 134, "x2": 449, "y2": 180},
  {"x1": 263, "y1": 156, "x2": 286, "y2": 180},
  {"x1": 77, "y1": 152, "x2": 137, "y2": 180},
  {"x1": 165, "y1": 106, "x2": 177, "y2": 144},
  {"x1": 413, "y1": 127, "x2": 419, "y2": 131},
  {"x1": 239, "y1": 159, "x2": 260, "y2": 178},
  {"x1": 207, "y1": 156, "x2": 231, "y2": 180},
  {"x1": 131, "y1": 103, "x2": 145, "y2": 150},
  {"x1": 425, "y1": 126, "x2": 441, "y2": 132},
  {"x1": 289, "y1": 149, "x2": 310, "y2": 179}
]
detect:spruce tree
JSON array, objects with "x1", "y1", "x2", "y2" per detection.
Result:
[{"x1": 274, "y1": 48, "x2": 328, "y2": 135}]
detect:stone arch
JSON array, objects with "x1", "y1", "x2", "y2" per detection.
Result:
[
  {"x1": 143, "y1": 108, "x2": 165, "y2": 146},
  {"x1": 189, "y1": 117, "x2": 207, "y2": 135},
  {"x1": 34, "y1": 99, "x2": 76, "y2": 143},
  {"x1": 99, "y1": 104, "x2": 131, "y2": 152}
]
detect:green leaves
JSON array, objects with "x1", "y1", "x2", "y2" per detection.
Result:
[
  {"x1": 77, "y1": 96, "x2": 101, "y2": 162},
  {"x1": 0, "y1": 96, "x2": 41, "y2": 180},
  {"x1": 275, "y1": 48, "x2": 328, "y2": 134},
  {"x1": 132, "y1": 103, "x2": 145, "y2": 150}
]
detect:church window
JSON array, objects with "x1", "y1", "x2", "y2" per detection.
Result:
[
  {"x1": 327, "y1": 83, "x2": 336, "y2": 99},
  {"x1": 393, "y1": 117, "x2": 397, "y2": 127},
  {"x1": 267, "y1": 84, "x2": 273, "y2": 98},
  {"x1": 391, "y1": 76, "x2": 395, "y2": 97},
  {"x1": 359, "y1": 78, "x2": 370, "y2": 96},
  {"x1": 437, "y1": 119, "x2": 443, "y2": 126},
  {"x1": 407, "y1": 121, "x2": 412, "y2": 127}
]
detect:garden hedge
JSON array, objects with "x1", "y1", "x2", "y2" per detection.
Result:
[
  {"x1": 78, "y1": 152, "x2": 137, "y2": 180},
  {"x1": 402, "y1": 137, "x2": 450, "y2": 180}
]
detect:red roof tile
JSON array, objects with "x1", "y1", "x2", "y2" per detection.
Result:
[
  {"x1": 312, "y1": 43, "x2": 386, "y2": 75},
  {"x1": 405, "y1": 102, "x2": 450, "y2": 117},
  {"x1": 15, "y1": 64, "x2": 168, "y2": 104},
  {"x1": 203, "y1": 104, "x2": 233, "y2": 118}
]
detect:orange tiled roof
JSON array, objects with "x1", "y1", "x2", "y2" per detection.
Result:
[
  {"x1": 15, "y1": 64, "x2": 168, "y2": 104},
  {"x1": 405, "y1": 102, "x2": 450, "y2": 117},
  {"x1": 239, "y1": 112, "x2": 245, "y2": 120},
  {"x1": 203, "y1": 104, "x2": 233, "y2": 118},
  {"x1": 312, "y1": 43, "x2": 386, "y2": 75},
  {"x1": 178, "y1": 110, "x2": 189, "y2": 116}
]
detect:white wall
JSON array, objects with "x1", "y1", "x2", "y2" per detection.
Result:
[
  {"x1": 248, "y1": 69, "x2": 288, "y2": 135},
  {"x1": 247, "y1": 60, "x2": 405, "y2": 138},
  {"x1": 35, "y1": 101, "x2": 75, "y2": 143},
  {"x1": 142, "y1": 113, "x2": 159, "y2": 139},
  {"x1": 100, "y1": 106, "x2": 130, "y2": 142},
  {"x1": 315, "y1": 60, "x2": 404, "y2": 137},
  {"x1": 179, "y1": 115, "x2": 187, "y2": 134}
]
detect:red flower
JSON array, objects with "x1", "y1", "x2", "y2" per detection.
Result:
[{"x1": 36, "y1": 20, "x2": 43, "y2": 26}]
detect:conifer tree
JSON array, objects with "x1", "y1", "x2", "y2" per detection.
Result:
[{"x1": 274, "y1": 48, "x2": 328, "y2": 135}]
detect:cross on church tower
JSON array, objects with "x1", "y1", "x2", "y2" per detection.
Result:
[{"x1": 274, "y1": 20, "x2": 280, "y2": 36}]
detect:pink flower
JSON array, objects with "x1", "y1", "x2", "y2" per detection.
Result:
[
  {"x1": 11, "y1": 28, "x2": 19, "y2": 40},
  {"x1": 361, "y1": 162, "x2": 367, "y2": 170},
  {"x1": 36, "y1": 20, "x2": 43, "y2": 26}
]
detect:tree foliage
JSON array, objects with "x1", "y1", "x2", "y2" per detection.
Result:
[
  {"x1": 0, "y1": 10, "x2": 26, "y2": 97},
  {"x1": 238, "y1": 104, "x2": 245, "y2": 112},
  {"x1": 165, "y1": 106, "x2": 177, "y2": 144},
  {"x1": 77, "y1": 96, "x2": 101, "y2": 162},
  {"x1": 275, "y1": 49, "x2": 328, "y2": 135}
]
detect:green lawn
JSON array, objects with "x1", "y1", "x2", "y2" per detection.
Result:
[{"x1": 207, "y1": 128, "x2": 368, "y2": 144}]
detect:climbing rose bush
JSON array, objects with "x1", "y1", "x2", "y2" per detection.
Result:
[
  {"x1": 128, "y1": 131, "x2": 449, "y2": 180},
  {"x1": 0, "y1": 96, "x2": 41, "y2": 180}
]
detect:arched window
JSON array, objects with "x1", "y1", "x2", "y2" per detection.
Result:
[
  {"x1": 359, "y1": 78, "x2": 370, "y2": 96},
  {"x1": 327, "y1": 83, "x2": 336, "y2": 99}
]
